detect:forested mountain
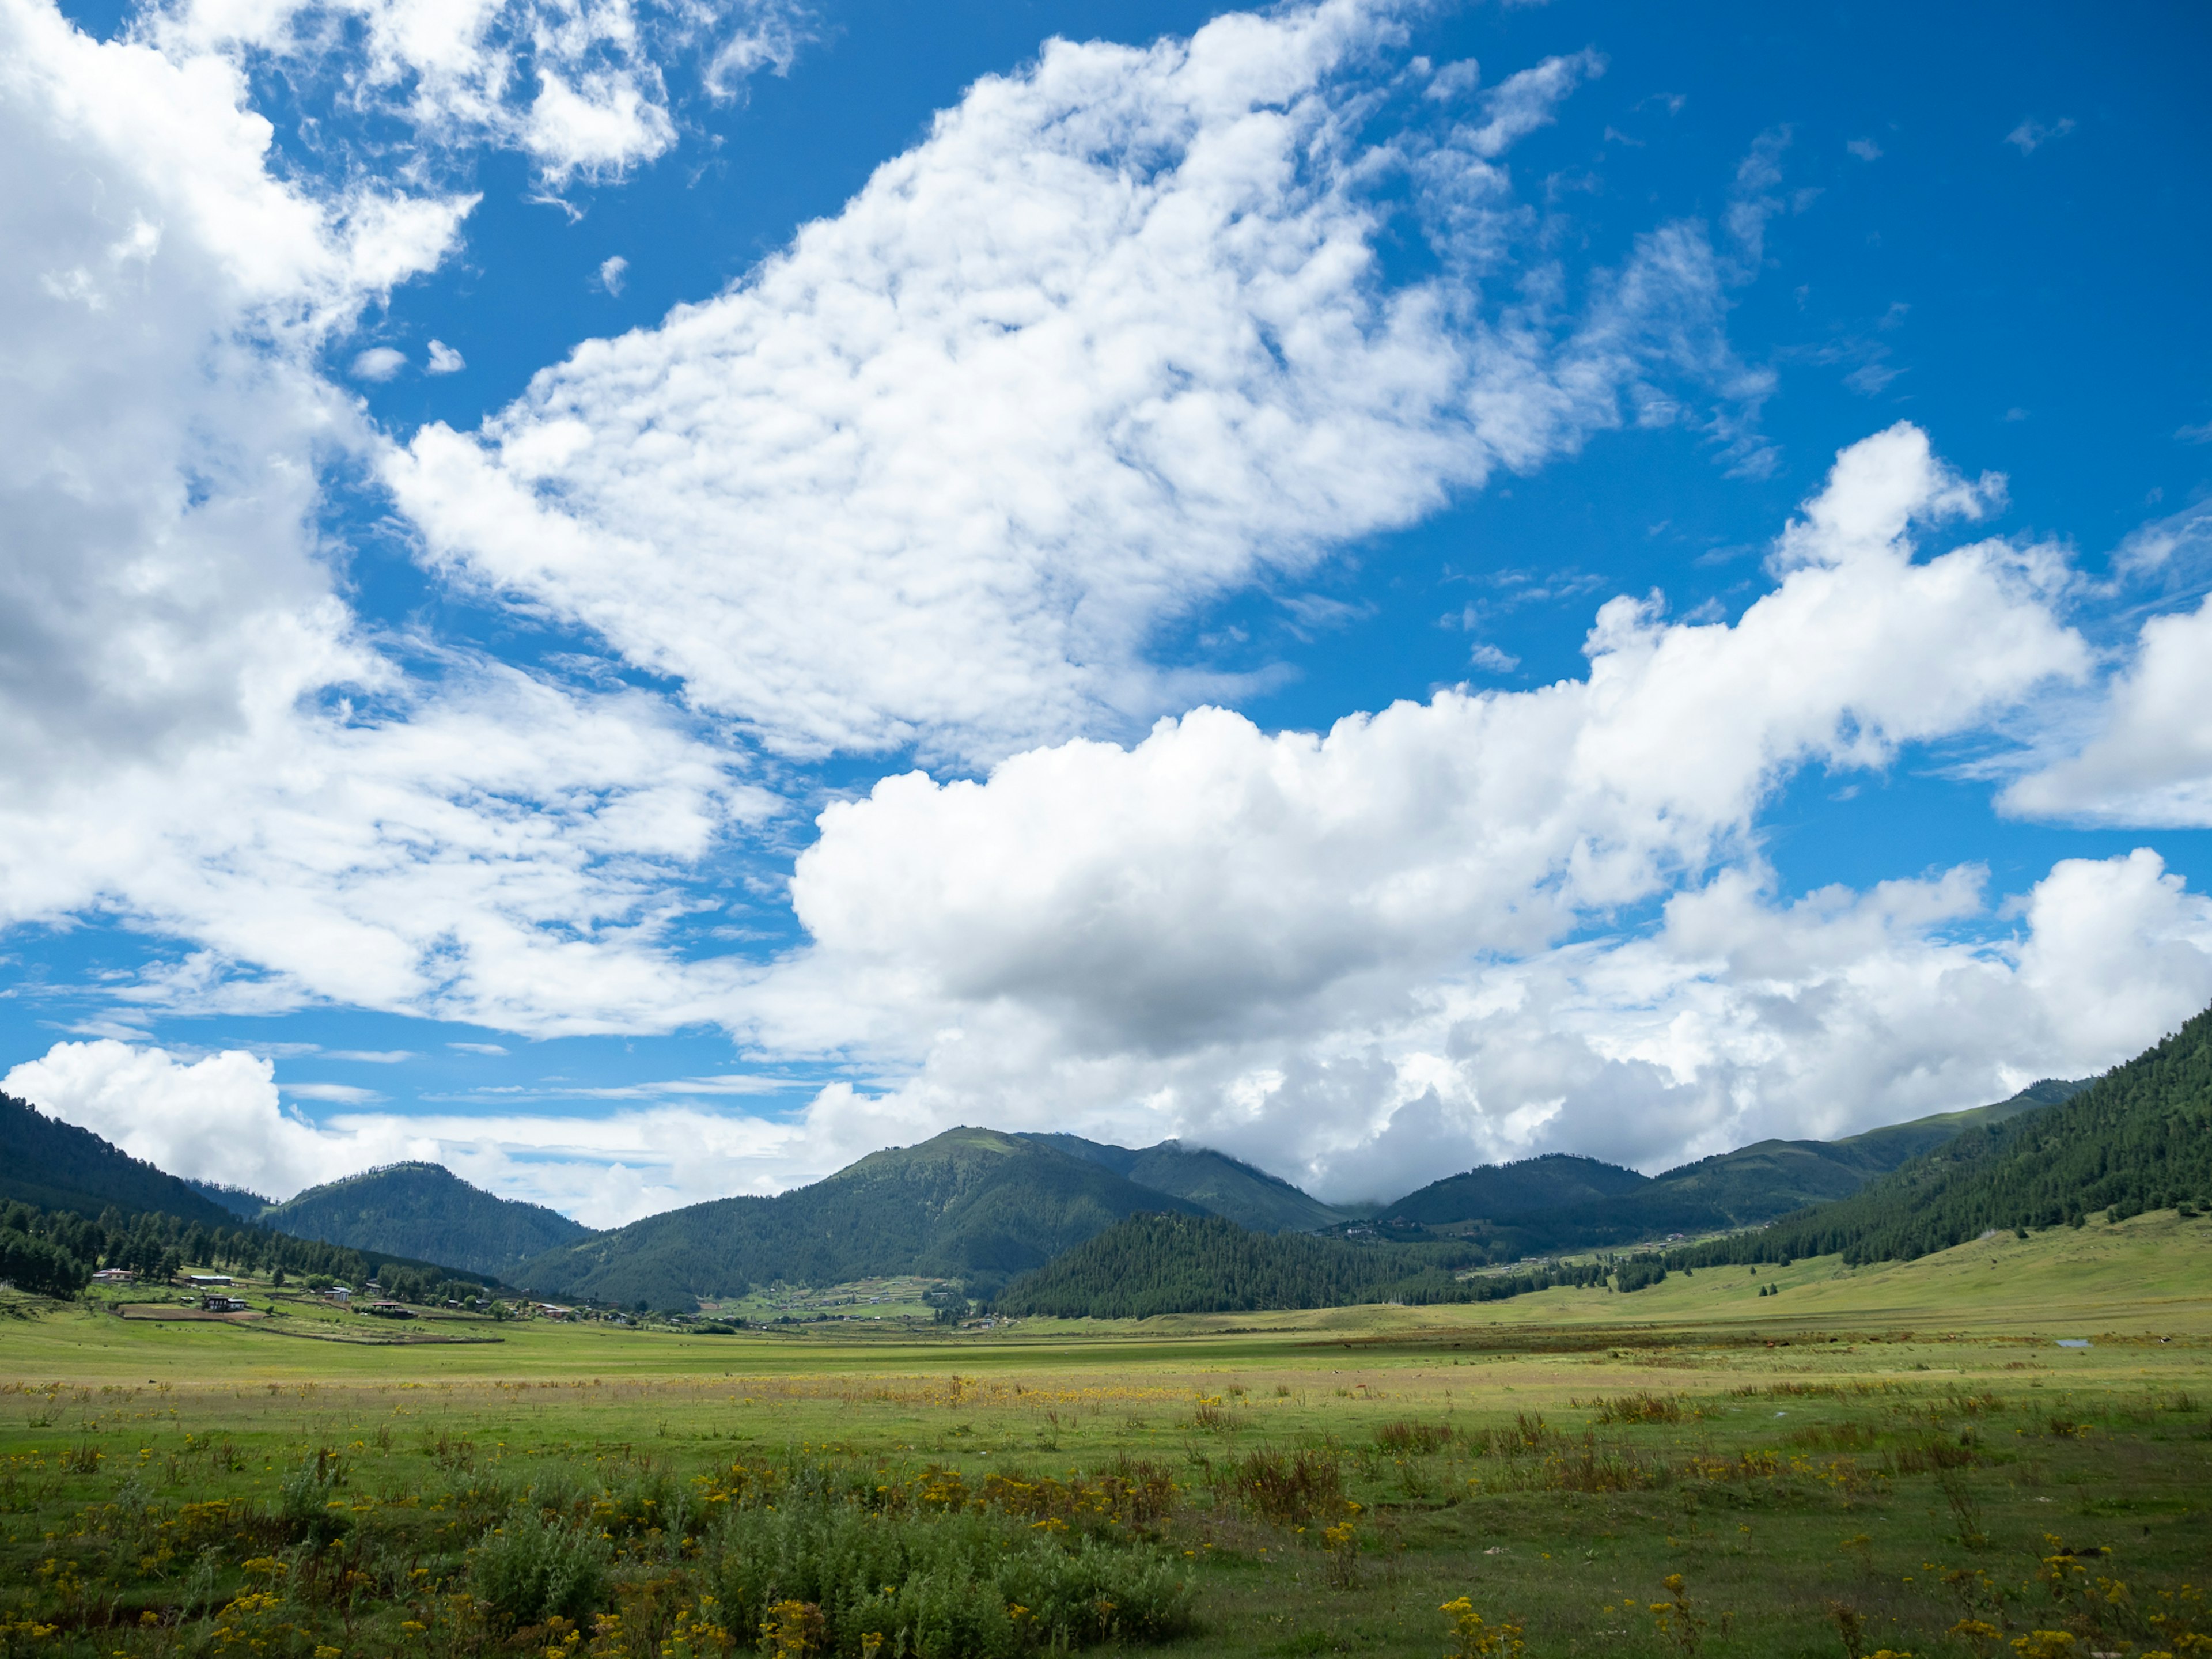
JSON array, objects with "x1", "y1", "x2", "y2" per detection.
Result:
[
  {"x1": 1, "y1": 1093, "x2": 236, "y2": 1227},
  {"x1": 261, "y1": 1162, "x2": 593, "y2": 1279},
  {"x1": 1018, "y1": 1134, "x2": 1357, "y2": 1232},
  {"x1": 1388, "y1": 1153, "x2": 1648, "y2": 1224},
  {"x1": 993, "y1": 1212, "x2": 1607, "y2": 1319},
  {"x1": 1623, "y1": 1080, "x2": 2079, "y2": 1219},
  {"x1": 1673, "y1": 1017, "x2": 2212, "y2": 1268},
  {"x1": 1824, "y1": 1078, "x2": 2083, "y2": 1164},
  {"x1": 516, "y1": 1128, "x2": 1207, "y2": 1308},
  {"x1": 1376, "y1": 1081, "x2": 2085, "y2": 1253}
]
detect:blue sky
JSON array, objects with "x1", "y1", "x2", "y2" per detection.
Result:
[{"x1": 3, "y1": 0, "x2": 2209, "y2": 1224}]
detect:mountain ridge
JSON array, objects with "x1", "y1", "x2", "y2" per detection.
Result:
[
  {"x1": 513, "y1": 1127, "x2": 1209, "y2": 1309},
  {"x1": 1, "y1": 1093, "x2": 237, "y2": 1228},
  {"x1": 261, "y1": 1161, "x2": 594, "y2": 1280},
  {"x1": 1371, "y1": 1080, "x2": 2089, "y2": 1254},
  {"x1": 1016, "y1": 1133, "x2": 1359, "y2": 1232}
]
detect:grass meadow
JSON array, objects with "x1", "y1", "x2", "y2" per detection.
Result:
[{"x1": 2, "y1": 1211, "x2": 2208, "y2": 1659}]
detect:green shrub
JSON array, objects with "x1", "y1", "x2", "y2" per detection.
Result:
[
  {"x1": 709, "y1": 1499, "x2": 1194, "y2": 1656},
  {"x1": 471, "y1": 1506, "x2": 612, "y2": 1628},
  {"x1": 278, "y1": 1448, "x2": 350, "y2": 1544}
]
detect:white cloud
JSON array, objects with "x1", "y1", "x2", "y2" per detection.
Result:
[
  {"x1": 1467, "y1": 642, "x2": 1519, "y2": 672},
  {"x1": 594, "y1": 253, "x2": 627, "y2": 294},
  {"x1": 0, "y1": 0, "x2": 455, "y2": 808},
  {"x1": 1455, "y1": 47, "x2": 1601, "y2": 159},
  {"x1": 1422, "y1": 57, "x2": 1481, "y2": 102},
  {"x1": 0, "y1": 0, "x2": 779, "y2": 1037},
  {"x1": 2112, "y1": 494, "x2": 2212, "y2": 578},
  {"x1": 22, "y1": 824, "x2": 2212, "y2": 1224},
  {"x1": 1846, "y1": 137, "x2": 1881, "y2": 162},
  {"x1": 426, "y1": 338, "x2": 465, "y2": 373},
  {"x1": 2003, "y1": 593, "x2": 2212, "y2": 827},
  {"x1": 525, "y1": 62, "x2": 675, "y2": 179},
  {"x1": 388, "y1": 6, "x2": 1775, "y2": 763},
  {"x1": 7, "y1": 665, "x2": 776, "y2": 1033},
  {"x1": 2005, "y1": 116, "x2": 2074, "y2": 155},
  {"x1": 733, "y1": 849, "x2": 2212, "y2": 1209},
  {"x1": 353, "y1": 344, "x2": 407, "y2": 380},
  {"x1": 285, "y1": 1081, "x2": 384, "y2": 1103},
  {"x1": 729, "y1": 425, "x2": 2109, "y2": 1193},
  {"x1": 1995, "y1": 497, "x2": 2212, "y2": 827},
  {"x1": 141, "y1": 0, "x2": 810, "y2": 183},
  {"x1": 3, "y1": 1036, "x2": 843, "y2": 1224},
  {"x1": 5, "y1": 1040, "x2": 384, "y2": 1200},
  {"x1": 784, "y1": 426, "x2": 2077, "y2": 1041}
]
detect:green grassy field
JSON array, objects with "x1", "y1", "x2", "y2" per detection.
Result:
[{"x1": 3, "y1": 1214, "x2": 2209, "y2": 1658}]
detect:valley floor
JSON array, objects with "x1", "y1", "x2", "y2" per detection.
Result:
[{"x1": 2, "y1": 1210, "x2": 2207, "y2": 1658}]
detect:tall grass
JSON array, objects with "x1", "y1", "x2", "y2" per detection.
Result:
[{"x1": 1208, "y1": 1447, "x2": 1345, "y2": 1525}]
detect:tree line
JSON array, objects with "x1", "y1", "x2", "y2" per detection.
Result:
[
  {"x1": 0, "y1": 1198, "x2": 493, "y2": 1304},
  {"x1": 992, "y1": 1212, "x2": 1615, "y2": 1319}
]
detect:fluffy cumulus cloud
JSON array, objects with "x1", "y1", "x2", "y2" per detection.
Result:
[
  {"x1": 389, "y1": 1, "x2": 1774, "y2": 762},
  {"x1": 740, "y1": 425, "x2": 2208, "y2": 1199},
  {"x1": 2003, "y1": 500, "x2": 2212, "y2": 827},
  {"x1": 2003, "y1": 596, "x2": 2212, "y2": 826},
  {"x1": 5, "y1": 1041, "x2": 371, "y2": 1201},
  {"x1": 0, "y1": 0, "x2": 772, "y2": 1034}
]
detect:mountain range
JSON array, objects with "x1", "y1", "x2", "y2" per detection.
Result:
[
  {"x1": 1000, "y1": 1024, "x2": 2209, "y2": 1319},
  {"x1": 3, "y1": 1062, "x2": 2131, "y2": 1313},
  {"x1": 1359, "y1": 1078, "x2": 2088, "y2": 1255}
]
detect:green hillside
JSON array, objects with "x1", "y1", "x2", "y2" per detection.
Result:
[
  {"x1": 186, "y1": 1179, "x2": 274, "y2": 1219},
  {"x1": 1677, "y1": 1013, "x2": 2212, "y2": 1268},
  {"x1": 1634, "y1": 1078, "x2": 2079, "y2": 1218},
  {"x1": 993, "y1": 1211, "x2": 1606, "y2": 1319},
  {"x1": 1, "y1": 1092, "x2": 236, "y2": 1228},
  {"x1": 260, "y1": 1162, "x2": 593, "y2": 1279},
  {"x1": 516, "y1": 1127, "x2": 1207, "y2": 1309},
  {"x1": 1020, "y1": 1134, "x2": 1355, "y2": 1232},
  {"x1": 1824, "y1": 1075, "x2": 2082, "y2": 1163},
  {"x1": 1387, "y1": 1152, "x2": 1648, "y2": 1224}
]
